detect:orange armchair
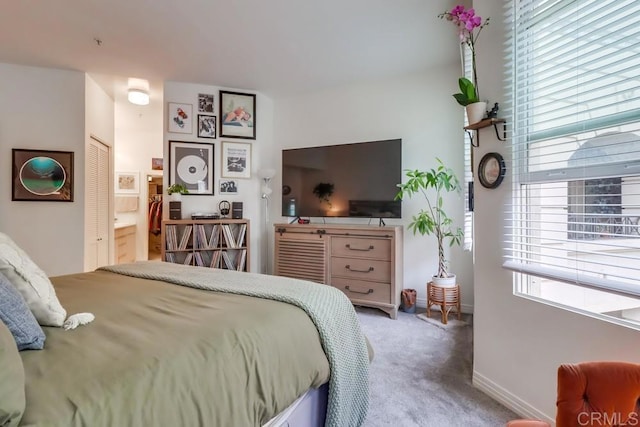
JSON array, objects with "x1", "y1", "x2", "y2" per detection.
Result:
[{"x1": 509, "y1": 361, "x2": 640, "y2": 427}]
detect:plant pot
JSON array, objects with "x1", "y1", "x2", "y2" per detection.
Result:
[
  {"x1": 431, "y1": 274, "x2": 456, "y2": 287},
  {"x1": 169, "y1": 193, "x2": 182, "y2": 202},
  {"x1": 466, "y1": 101, "x2": 487, "y2": 125}
]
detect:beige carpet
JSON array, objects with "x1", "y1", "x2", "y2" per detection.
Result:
[{"x1": 356, "y1": 306, "x2": 518, "y2": 426}]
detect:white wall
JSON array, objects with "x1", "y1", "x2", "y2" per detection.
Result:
[
  {"x1": 113, "y1": 80, "x2": 164, "y2": 260},
  {"x1": 472, "y1": 1, "x2": 640, "y2": 423},
  {"x1": 272, "y1": 69, "x2": 473, "y2": 309},
  {"x1": 163, "y1": 82, "x2": 274, "y2": 274},
  {"x1": 0, "y1": 63, "x2": 86, "y2": 276}
]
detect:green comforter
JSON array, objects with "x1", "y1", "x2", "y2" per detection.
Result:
[
  {"x1": 100, "y1": 262, "x2": 370, "y2": 427},
  {"x1": 19, "y1": 268, "x2": 337, "y2": 426}
]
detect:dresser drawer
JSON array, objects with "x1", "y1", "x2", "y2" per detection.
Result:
[
  {"x1": 330, "y1": 257, "x2": 390, "y2": 282},
  {"x1": 332, "y1": 277, "x2": 391, "y2": 304},
  {"x1": 331, "y1": 237, "x2": 391, "y2": 260}
]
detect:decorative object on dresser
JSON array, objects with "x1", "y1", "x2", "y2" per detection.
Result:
[
  {"x1": 395, "y1": 158, "x2": 463, "y2": 288},
  {"x1": 162, "y1": 219, "x2": 250, "y2": 271},
  {"x1": 274, "y1": 223, "x2": 403, "y2": 319}
]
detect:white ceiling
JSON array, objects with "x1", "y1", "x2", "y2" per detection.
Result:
[{"x1": 0, "y1": 0, "x2": 460, "y2": 98}]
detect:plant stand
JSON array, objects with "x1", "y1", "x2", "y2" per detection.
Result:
[{"x1": 426, "y1": 282, "x2": 461, "y2": 325}]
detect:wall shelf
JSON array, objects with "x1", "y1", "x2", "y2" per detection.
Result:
[{"x1": 464, "y1": 118, "x2": 507, "y2": 147}]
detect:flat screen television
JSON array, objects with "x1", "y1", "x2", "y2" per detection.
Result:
[{"x1": 281, "y1": 139, "x2": 402, "y2": 218}]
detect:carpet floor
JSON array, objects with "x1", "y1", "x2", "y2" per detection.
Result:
[{"x1": 356, "y1": 307, "x2": 518, "y2": 427}]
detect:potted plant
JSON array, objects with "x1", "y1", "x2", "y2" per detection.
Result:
[
  {"x1": 395, "y1": 158, "x2": 463, "y2": 287},
  {"x1": 167, "y1": 183, "x2": 189, "y2": 201},
  {"x1": 439, "y1": 5, "x2": 490, "y2": 124}
]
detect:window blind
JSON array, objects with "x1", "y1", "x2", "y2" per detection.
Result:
[
  {"x1": 504, "y1": 0, "x2": 640, "y2": 298},
  {"x1": 463, "y1": 44, "x2": 474, "y2": 252}
]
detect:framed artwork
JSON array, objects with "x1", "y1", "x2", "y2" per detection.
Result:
[
  {"x1": 169, "y1": 141, "x2": 214, "y2": 195},
  {"x1": 151, "y1": 158, "x2": 163, "y2": 170},
  {"x1": 219, "y1": 90, "x2": 256, "y2": 139},
  {"x1": 12, "y1": 149, "x2": 74, "y2": 202},
  {"x1": 198, "y1": 93, "x2": 214, "y2": 113},
  {"x1": 115, "y1": 171, "x2": 140, "y2": 194},
  {"x1": 221, "y1": 141, "x2": 252, "y2": 179},
  {"x1": 168, "y1": 102, "x2": 193, "y2": 134},
  {"x1": 219, "y1": 179, "x2": 238, "y2": 195},
  {"x1": 197, "y1": 115, "x2": 216, "y2": 139}
]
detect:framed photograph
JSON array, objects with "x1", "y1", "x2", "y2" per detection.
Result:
[
  {"x1": 198, "y1": 93, "x2": 214, "y2": 113},
  {"x1": 219, "y1": 90, "x2": 256, "y2": 139},
  {"x1": 151, "y1": 158, "x2": 163, "y2": 170},
  {"x1": 197, "y1": 115, "x2": 216, "y2": 139},
  {"x1": 12, "y1": 149, "x2": 74, "y2": 202},
  {"x1": 169, "y1": 141, "x2": 214, "y2": 195},
  {"x1": 221, "y1": 141, "x2": 252, "y2": 179},
  {"x1": 219, "y1": 179, "x2": 238, "y2": 195},
  {"x1": 168, "y1": 102, "x2": 193, "y2": 134},
  {"x1": 115, "y1": 171, "x2": 140, "y2": 194}
]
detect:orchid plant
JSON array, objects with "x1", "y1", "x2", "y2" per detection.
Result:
[{"x1": 439, "y1": 5, "x2": 490, "y2": 106}]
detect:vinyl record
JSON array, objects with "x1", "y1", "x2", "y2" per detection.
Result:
[
  {"x1": 19, "y1": 156, "x2": 66, "y2": 195},
  {"x1": 177, "y1": 155, "x2": 207, "y2": 184}
]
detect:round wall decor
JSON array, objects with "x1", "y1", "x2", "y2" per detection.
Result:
[{"x1": 478, "y1": 152, "x2": 506, "y2": 189}]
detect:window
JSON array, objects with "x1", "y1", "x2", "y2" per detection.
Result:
[
  {"x1": 463, "y1": 44, "x2": 474, "y2": 252},
  {"x1": 505, "y1": 0, "x2": 640, "y2": 326}
]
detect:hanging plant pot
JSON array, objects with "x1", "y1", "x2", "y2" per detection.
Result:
[{"x1": 466, "y1": 101, "x2": 487, "y2": 125}]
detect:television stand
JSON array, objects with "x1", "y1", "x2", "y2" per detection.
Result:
[{"x1": 273, "y1": 223, "x2": 403, "y2": 319}]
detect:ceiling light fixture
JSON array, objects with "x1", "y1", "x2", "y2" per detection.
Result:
[
  {"x1": 127, "y1": 88, "x2": 149, "y2": 106},
  {"x1": 127, "y1": 78, "x2": 150, "y2": 106}
]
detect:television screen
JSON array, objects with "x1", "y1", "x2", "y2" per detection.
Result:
[{"x1": 281, "y1": 139, "x2": 402, "y2": 218}]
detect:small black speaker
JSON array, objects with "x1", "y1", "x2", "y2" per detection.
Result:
[
  {"x1": 231, "y1": 202, "x2": 243, "y2": 219},
  {"x1": 169, "y1": 201, "x2": 182, "y2": 220}
]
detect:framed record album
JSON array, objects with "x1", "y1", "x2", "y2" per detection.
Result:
[
  {"x1": 169, "y1": 141, "x2": 214, "y2": 195},
  {"x1": 12, "y1": 149, "x2": 74, "y2": 201}
]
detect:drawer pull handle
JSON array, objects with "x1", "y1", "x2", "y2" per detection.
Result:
[
  {"x1": 345, "y1": 265, "x2": 374, "y2": 273},
  {"x1": 345, "y1": 285, "x2": 373, "y2": 295},
  {"x1": 345, "y1": 244, "x2": 374, "y2": 251}
]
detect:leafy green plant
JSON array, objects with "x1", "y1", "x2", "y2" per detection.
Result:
[
  {"x1": 453, "y1": 77, "x2": 479, "y2": 107},
  {"x1": 395, "y1": 158, "x2": 463, "y2": 278},
  {"x1": 166, "y1": 184, "x2": 189, "y2": 195}
]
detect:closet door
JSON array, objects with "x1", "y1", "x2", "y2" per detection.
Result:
[{"x1": 86, "y1": 137, "x2": 111, "y2": 270}]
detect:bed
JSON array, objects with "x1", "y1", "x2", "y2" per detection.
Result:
[{"x1": 6, "y1": 261, "x2": 371, "y2": 427}]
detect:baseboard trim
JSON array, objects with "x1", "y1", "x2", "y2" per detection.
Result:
[
  {"x1": 416, "y1": 297, "x2": 473, "y2": 314},
  {"x1": 473, "y1": 371, "x2": 553, "y2": 425}
]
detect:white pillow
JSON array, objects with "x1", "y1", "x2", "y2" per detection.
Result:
[{"x1": 0, "y1": 232, "x2": 67, "y2": 327}]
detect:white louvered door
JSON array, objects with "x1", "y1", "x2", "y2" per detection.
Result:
[{"x1": 86, "y1": 137, "x2": 111, "y2": 270}]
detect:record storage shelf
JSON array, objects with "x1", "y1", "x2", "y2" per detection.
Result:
[{"x1": 161, "y1": 219, "x2": 250, "y2": 272}]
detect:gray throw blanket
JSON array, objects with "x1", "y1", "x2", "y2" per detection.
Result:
[{"x1": 100, "y1": 261, "x2": 370, "y2": 427}]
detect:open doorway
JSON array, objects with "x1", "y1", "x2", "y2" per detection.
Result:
[{"x1": 147, "y1": 174, "x2": 163, "y2": 260}]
